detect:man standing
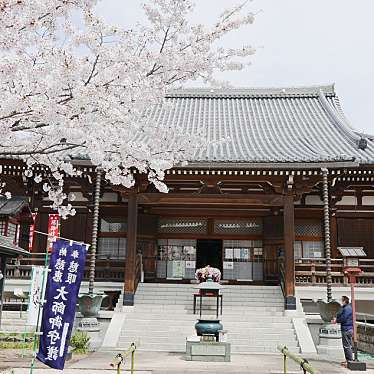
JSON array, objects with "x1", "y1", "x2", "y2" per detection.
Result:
[{"x1": 333, "y1": 295, "x2": 353, "y2": 367}]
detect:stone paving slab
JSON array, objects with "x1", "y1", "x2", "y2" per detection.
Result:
[{"x1": 4, "y1": 351, "x2": 374, "y2": 374}]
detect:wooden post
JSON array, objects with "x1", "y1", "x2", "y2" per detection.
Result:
[
  {"x1": 284, "y1": 192, "x2": 296, "y2": 310},
  {"x1": 311, "y1": 262, "x2": 316, "y2": 285},
  {"x1": 124, "y1": 191, "x2": 138, "y2": 306},
  {"x1": 0, "y1": 255, "x2": 7, "y2": 329}
]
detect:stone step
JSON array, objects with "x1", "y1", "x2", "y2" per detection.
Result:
[
  {"x1": 138, "y1": 284, "x2": 281, "y2": 290},
  {"x1": 119, "y1": 339, "x2": 298, "y2": 349},
  {"x1": 117, "y1": 341, "x2": 300, "y2": 353},
  {"x1": 117, "y1": 284, "x2": 299, "y2": 354},
  {"x1": 134, "y1": 293, "x2": 284, "y2": 299},
  {"x1": 134, "y1": 296, "x2": 283, "y2": 299},
  {"x1": 134, "y1": 290, "x2": 282, "y2": 295},
  {"x1": 133, "y1": 299, "x2": 285, "y2": 306},
  {"x1": 232, "y1": 345, "x2": 300, "y2": 353},
  {"x1": 122, "y1": 313, "x2": 291, "y2": 324},
  {"x1": 132, "y1": 296, "x2": 283, "y2": 302},
  {"x1": 120, "y1": 330, "x2": 296, "y2": 340},
  {"x1": 129, "y1": 304, "x2": 284, "y2": 310},
  {"x1": 122, "y1": 321, "x2": 293, "y2": 329},
  {"x1": 127, "y1": 311, "x2": 286, "y2": 317}
]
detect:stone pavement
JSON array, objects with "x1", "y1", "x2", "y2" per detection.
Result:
[{"x1": 3, "y1": 351, "x2": 374, "y2": 374}]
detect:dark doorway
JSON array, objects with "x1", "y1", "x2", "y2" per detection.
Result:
[{"x1": 196, "y1": 239, "x2": 223, "y2": 271}]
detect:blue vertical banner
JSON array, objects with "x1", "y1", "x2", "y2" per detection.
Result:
[{"x1": 37, "y1": 239, "x2": 88, "y2": 370}]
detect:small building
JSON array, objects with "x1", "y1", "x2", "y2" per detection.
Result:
[
  {"x1": 1, "y1": 84, "x2": 374, "y2": 310},
  {"x1": 0, "y1": 197, "x2": 33, "y2": 250}
]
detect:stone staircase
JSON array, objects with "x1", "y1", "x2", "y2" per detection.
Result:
[
  {"x1": 0, "y1": 311, "x2": 32, "y2": 333},
  {"x1": 117, "y1": 283, "x2": 299, "y2": 353}
]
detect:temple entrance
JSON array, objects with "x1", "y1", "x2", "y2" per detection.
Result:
[{"x1": 196, "y1": 239, "x2": 223, "y2": 271}]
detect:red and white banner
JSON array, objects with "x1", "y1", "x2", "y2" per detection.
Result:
[
  {"x1": 47, "y1": 214, "x2": 60, "y2": 252},
  {"x1": 29, "y1": 213, "x2": 37, "y2": 252}
]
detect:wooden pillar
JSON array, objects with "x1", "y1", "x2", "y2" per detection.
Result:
[
  {"x1": 124, "y1": 191, "x2": 138, "y2": 306},
  {"x1": 284, "y1": 193, "x2": 296, "y2": 310},
  {"x1": 0, "y1": 255, "x2": 7, "y2": 329}
]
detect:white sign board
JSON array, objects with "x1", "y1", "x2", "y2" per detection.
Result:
[
  {"x1": 27, "y1": 266, "x2": 46, "y2": 326},
  {"x1": 185, "y1": 261, "x2": 196, "y2": 269},
  {"x1": 172, "y1": 260, "x2": 185, "y2": 278}
]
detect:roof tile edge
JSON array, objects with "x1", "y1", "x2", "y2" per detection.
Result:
[{"x1": 166, "y1": 84, "x2": 336, "y2": 98}]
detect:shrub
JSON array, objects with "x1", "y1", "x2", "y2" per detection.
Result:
[{"x1": 69, "y1": 331, "x2": 90, "y2": 354}]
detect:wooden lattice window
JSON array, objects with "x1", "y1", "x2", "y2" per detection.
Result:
[
  {"x1": 100, "y1": 217, "x2": 127, "y2": 233},
  {"x1": 97, "y1": 237, "x2": 126, "y2": 259},
  {"x1": 294, "y1": 240, "x2": 324, "y2": 259},
  {"x1": 295, "y1": 220, "x2": 322, "y2": 238},
  {"x1": 0, "y1": 220, "x2": 6, "y2": 236}
]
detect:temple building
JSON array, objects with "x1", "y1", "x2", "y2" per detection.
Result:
[{"x1": 1, "y1": 84, "x2": 374, "y2": 312}]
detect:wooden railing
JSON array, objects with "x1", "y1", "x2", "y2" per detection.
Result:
[
  {"x1": 295, "y1": 258, "x2": 374, "y2": 286},
  {"x1": 6, "y1": 254, "x2": 374, "y2": 287},
  {"x1": 6, "y1": 253, "x2": 125, "y2": 283}
]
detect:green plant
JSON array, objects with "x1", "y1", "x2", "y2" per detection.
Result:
[
  {"x1": 69, "y1": 331, "x2": 90, "y2": 354},
  {"x1": 0, "y1": 341, "x2": 33, "y2": 349}
]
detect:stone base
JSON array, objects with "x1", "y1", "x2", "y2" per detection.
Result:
[
  {"x1": 186, "y1": 339, "x2": 231, "y2": 362},
  {"x1": 78, "y1": 317, "x2": 101, "y2": 332},
  {"x1": 317, "y1": 323, "x2": 344, "y2": 358},
  {"x1": 285, "y1": 296, "x2": 297, "y2": 310},
  {"x1": 347, "y1": 361, "x2": 367, "y2": 371}
]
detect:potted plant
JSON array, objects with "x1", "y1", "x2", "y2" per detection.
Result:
[{"x1": 195, "y1": 265, "x2": 221, "y2": 283}]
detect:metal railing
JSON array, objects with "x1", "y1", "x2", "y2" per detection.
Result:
[
  {"x1": 110, "y1": 342, "x2": 136, "y2": 374},
  {"x1": 277, "y1": 345, "x2": 320, "y2": 374}
]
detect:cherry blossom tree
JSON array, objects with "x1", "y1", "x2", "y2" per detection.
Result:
[{"x1": 0, "y1": 0, "x2": 255, "y2": 217}]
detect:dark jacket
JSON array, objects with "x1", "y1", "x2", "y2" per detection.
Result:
[{"x1": 336, "y1": 303, "x2": 353, "y2": 332}]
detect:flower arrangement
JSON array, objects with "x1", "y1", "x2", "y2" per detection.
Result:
[{"x1": 195, "y1": 265, "x2": 221, "y2": 283}]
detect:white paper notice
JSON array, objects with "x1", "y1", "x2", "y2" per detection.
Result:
[
  {"x1": 27, "y1": 266, "x2": 46, "y2": 327},
  {"x1": 225, "y1": 248, "x2": 233, "y2": 259},
  {"x1": 186, "y1": 261, "x2": 196, "y2": 269},
  {"x1": 172, "y1": 260, "x2": 185, "y2": 278},
  {"x1": 234, "y1": 248, "x2": 241, "y2": 259},
  {"x1": 223, "y1": 262, "x2": 234, "y2": 270},
  {"x1": 241, "y1": 248, "x2": 249, "y2": 260}
]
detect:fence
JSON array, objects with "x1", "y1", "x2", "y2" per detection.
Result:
[
  {"x1": 110, "y1": 343, "x2": 136, "y2": 374},
  {"x1": 5, "y1": 253, "x2": 125, "y2": 282},
  {"x1": 277, "y1": 345, "x2": 320, "y2": 374}
]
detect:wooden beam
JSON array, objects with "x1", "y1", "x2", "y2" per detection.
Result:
[
  {"x1": 124, "y1": 191, "x2": 138, "y2": 306},
  {"x1": 146, "y1": 207, "x2": 271, "y2": 217},
  {"x1": 137, "y1": 193, "x2": 284, "y2": 206},
  {"x1": 284, "y1": 193, "x2": 296, "y2": 310}
]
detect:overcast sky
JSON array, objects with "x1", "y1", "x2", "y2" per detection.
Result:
[{"x1": 95, "y1": 0, "x2": 374, "y2": 135}]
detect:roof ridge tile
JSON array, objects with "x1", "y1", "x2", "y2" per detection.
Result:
[{"x1": 166, "y1": 84, "x2": 336, "y2": 99}]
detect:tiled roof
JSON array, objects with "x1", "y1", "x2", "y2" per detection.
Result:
[
  {"x1": 148, "y1": 84, "x2": 374, "y2": 165},
  {"x1": 0, "y1": 197, "x2": 28, "y2": 217},
  {"x1": 0, "y1": 235, "x2": 31, "y2": 257}
]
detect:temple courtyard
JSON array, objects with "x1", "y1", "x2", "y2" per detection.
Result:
[{"x1": 1, "y1": 351, "x2": 373, "y2": 374}]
